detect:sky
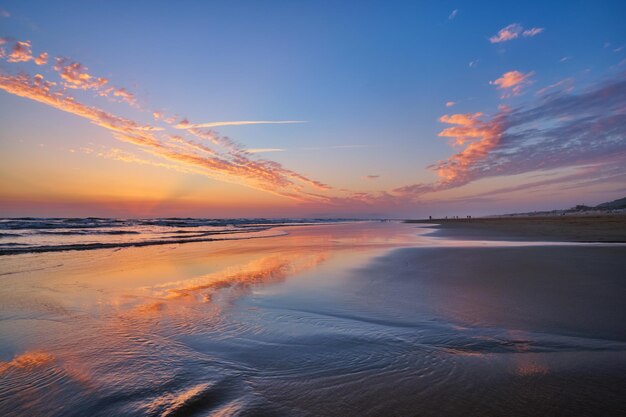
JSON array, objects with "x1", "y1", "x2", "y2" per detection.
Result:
[{"x1": 0, "y1": 0, "x2": 625, "y2": 218}]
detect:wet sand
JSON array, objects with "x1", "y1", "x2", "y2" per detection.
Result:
[
  {"x1": 406, "y1": 214, "x2": 626, "y2": 242},
  {"x1": 1, "y1": 222, "x2": 625, "y2": 416}
]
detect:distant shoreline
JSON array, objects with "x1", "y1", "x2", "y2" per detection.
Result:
[{"x1": 405, "y1": 214, "x2": 626, "y2": 243}]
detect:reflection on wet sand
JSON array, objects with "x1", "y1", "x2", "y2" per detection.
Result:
[
  {"x1": 0, "y1": 351, "x2": 55, "y2": 373},
  {"x1": 1, "y1": 222, "x2": 625, "y2": 416},
  {"x1": 0, "y1": 223, "x2": 419, "y2": 415}
]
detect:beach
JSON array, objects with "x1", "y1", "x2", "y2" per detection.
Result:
[
  {"x1": 407, "y1": 214, "x2": 626, "y2": 242},
  {"x1": 1, "y1": 221, "x2": 625, "y2": 416}
]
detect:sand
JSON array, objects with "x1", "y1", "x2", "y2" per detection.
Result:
[
  {"x1": 1, "y1": 221, "x2": 625, "y2": 416},
  {"x1": 406, "y1": 214, "x2": 626, "y2": 242}
]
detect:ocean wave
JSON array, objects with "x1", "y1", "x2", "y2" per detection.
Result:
[
  {"x1": 0, "y1": 230, "x2": 288, "y2": 255},
  {"x1": 0, "y1": 218, "x2": 358, "y2": 256}
]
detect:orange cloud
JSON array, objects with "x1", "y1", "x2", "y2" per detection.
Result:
[
  {"x1": 434, "y1": 112, "x2": 505, "y2": 183},
  {"x1": 111, "y1": 87, "x2": 136, "y2": 106},
  {"x1": 3, "y1": 39, "x2": 47, "y2": 65},
  {"x1": 445, "y1": 101, "x2": 456, "y2": 107},
  {"x1": 0, "y1": 71, "x2": 331, "y2": 201},
  {"x1": 7, "y1": 40, "x2": 33, "y2": 63},
  {"x1": 490, "y1": 70, "x2": 534, "y2": 97},
  {"x1": 34, "y1": 52, "x2": 48, "y2": 65},
  {"x1": 53, "y1": 57, "x2": 109, "y2": 90}
]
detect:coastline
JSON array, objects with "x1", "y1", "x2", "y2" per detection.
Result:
[
  {"x1": 406, "y1": 214, "x2": 626, "y2": 242},
  {"x1": 2, "y1": 222, "x2": 626, "y2": 416}
]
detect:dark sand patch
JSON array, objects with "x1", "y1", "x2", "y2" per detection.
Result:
[{"x1": 406, "y1": 215, "x2": 626, "y2": 242}]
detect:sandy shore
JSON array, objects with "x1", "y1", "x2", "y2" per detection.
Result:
[
  {"x1": 406, "y1": 214, "x2": 626, "y2": 242},
  {"x1": 2, "y1": 221, "x2": 626, "y2": 416}
]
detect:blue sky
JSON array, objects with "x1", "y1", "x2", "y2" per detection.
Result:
[{"x1": 1, "y1": 1, "x2": 625, "y2": 217}]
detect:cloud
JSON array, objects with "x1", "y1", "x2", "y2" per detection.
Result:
[
  {"x1": 434, "y1": 111, "x2": 505, "y2": 182},
  {"x1": 535, "y1": 77, "x2": 574, "y2": 96},
  {"x1": 364, "y1": 175, "x2": 380, "y2": 180},
  {"x1": 522, "y1": 27, "x2": 543, "y2": 37},
  {"x1": 7, "y1": 40, "x2": 33, "y2": 63},
  {"x1": 53, "y1": 57, "x2": 109, "y2": 90},
  {"x1": 469, "y1": 60, "x2": 479, "y2": 68},
  {"x1": 0, "y1": 40, "x2": 334, "y2": 200},
  {"x1": 490, "y1": 70, "x2": 534, "y2": 97},
  {"x1": 2, "y1": 39, "x2": 47, "y2": 65},
  {"x1": 5, "y1": 38, "x2": 39, "y2": 65},
  {"x1": 448, "y1": 9, "x2": 458, "y2": 20},
  {"x1": 80, "y1": 146, "x2": 200, "y2": 175},
  {"x1": 0, "y1": 71, "x2": 331, "y2": 201},
  {"x1": 111, "y1": 87, "x2": 136, "y2": 106},
  {"x1": 246, "y1": 148, "x2": 286, "y2": 153},
  {"x1": 445, "y1": 101, "x2": 456, "y2": 107},
  {"x1": 471, "y1": 162, "x2": 626, "y2": 198},
  {"x1": 394, "y1": 73, "x2": 626, "y2": 197},
  {"x1": 174, "y1": 120, "x2": 305, "y2": 129},
  {"x1": 0, "y1": 9, "x2": 9, "y2": 18},
  {"x1": 489, "y1": 23, "x2": 544, "y2": 43},
  {"x1": 34, "y1": 52, "x2": 48, "y2": 65}
]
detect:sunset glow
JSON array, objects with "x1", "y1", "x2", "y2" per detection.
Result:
[
  {"x1": 1, "y1": 3, "x2": 626, "y2": 415},
  {"x1": 1, "y1": 1, "x2": 625, "y2": 217}
]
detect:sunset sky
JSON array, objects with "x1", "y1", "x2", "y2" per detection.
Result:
[{"x1": 1, "y1": 0, "x2": 625, "y2": 218}]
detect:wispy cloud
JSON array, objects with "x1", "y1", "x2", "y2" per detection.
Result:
[
  {"x1": 53, "y1": 57, "x2": 109, "y2": 90},
  {"x1": 394, "y1": 73, "x2": 626, "y2": 198},
  {"x1": 490, "y1": 70, "x2": 534, "y2": 97},
  {"x1": 445, "y1": 101, "x2": 456, "y2": 107},
  {"x1": 174, "y1": 120, "x2": 305, "y2": 129},
  {"x1": 489, "y1": 23, "x2": 544, "y2": 43},
  {"x1": 78, "y1": 146, "x2": 201, "y2": 175},
  {"x1": 52, "y1": 56, "x2": 137, "y2": 105},
  {"x1": 0, "y1": 40, "x2": 331, "y2": 202},
  {"x1": 364, "y1": 175, "x2": 380, "y2": 180},
  {"x1": 448, "y1": 9, "x2": 458, "y2": 20},
  {"x1": 246, "y1": 148, "x2": 286, "y2": 153},
  {"x1": 535, "y1": 77, "x2": 574, "y2": 96}
]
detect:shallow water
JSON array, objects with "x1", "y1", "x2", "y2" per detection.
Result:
[
  {"x1": 1, "y1": 222, "x2": 625, "y2": 416},
  {"x1": 0, "y1": 218, "x2": 346, "y2": 255}
]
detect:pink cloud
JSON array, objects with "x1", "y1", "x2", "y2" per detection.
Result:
[
  {"x1": 112, "y1": 87, "x2": 136, "y2": 106},
  {"x1": 490, "y1": 70, "x2": 534, "y2": 97},
  {"x1": 535, "y1": 77, "x2": 574, "y2": 96},
  {"x1": 53, "y1": 57, "x2": 109, "y2": 90},
  {"x1": 0, "y1": 71, "x2": 331, "y2": 201},
  {"x1": 7, "y1": 41, "x2": 34, "y2": 63},
  {"x1": 489, "y1": 23, "x2": 544, "y2": 43},
  {"x1": 394, "y1": 74, "x2": 626, "y2": 200},
  {"x1": 34, "y1": 52, "x2": 48, "y2": 65}
]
